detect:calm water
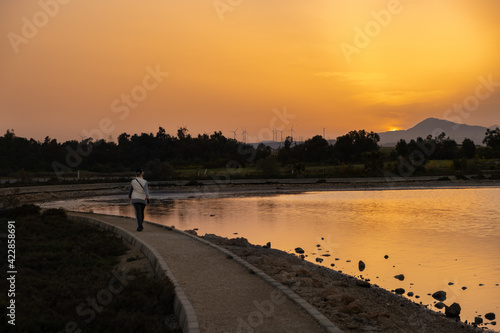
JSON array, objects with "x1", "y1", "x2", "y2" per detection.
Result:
[{"x1": 43, "y1": 187, "x2": 500, "y2": 329}]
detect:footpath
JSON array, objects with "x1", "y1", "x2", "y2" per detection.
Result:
[{"x1": 68, "y1": 212, "x2": 343, "y2": 333}]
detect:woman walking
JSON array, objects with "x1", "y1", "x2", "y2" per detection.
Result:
[{"x1": 128, "y1": 168, "x2": 150, "y2": 231}]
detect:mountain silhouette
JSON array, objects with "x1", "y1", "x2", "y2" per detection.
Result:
[{"x1": 377, "y1": 118, "x2": 495, "y2": 146}]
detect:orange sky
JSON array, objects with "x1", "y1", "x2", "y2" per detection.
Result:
[{"x1": 1, "y1": 0, "x2": 500, "y2": 142}]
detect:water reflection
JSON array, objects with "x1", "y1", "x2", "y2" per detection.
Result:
[{"x1": 45, "y1": 188, "x2": 500, "y2": 329}]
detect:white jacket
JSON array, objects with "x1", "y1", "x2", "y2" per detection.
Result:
[{"x1": 129, "y1": 178, "x2": 149, "y2": 203}]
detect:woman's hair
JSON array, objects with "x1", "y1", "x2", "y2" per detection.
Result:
[{"x1": 135, "y1": 168, "x2": 143, "y2": 176}]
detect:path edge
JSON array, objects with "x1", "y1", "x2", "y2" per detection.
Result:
[
  {"x1": 147, "y1": 220, "x2": 344, "y2": 333},
  {"x1": 68, "y1": 213, "x2": 200, "y2": 333}
]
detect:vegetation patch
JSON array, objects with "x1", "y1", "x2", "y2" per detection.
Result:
[{"x1": 0, "y1": 205, "x2": 180, "y2": 333}]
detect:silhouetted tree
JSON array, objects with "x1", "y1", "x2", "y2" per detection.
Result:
[
  {"x1": 460, "y1": 138, "x2": 476, "y2": 159},
  {"x1": 483, "y1": 128, "x2": 500, "y2": 151},
  {"x1": 333, "y1": 130, "x2": 380, "y2": 163}
]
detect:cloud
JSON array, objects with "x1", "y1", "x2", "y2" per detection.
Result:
[
  {"x1": 355, "y1": 90, "x2": 448, "y2": 106},
  {"x1": 315, "y1": 71, "x2": 388, "y2": 84}
]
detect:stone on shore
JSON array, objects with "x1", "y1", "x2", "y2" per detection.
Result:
[
  {"x1": 295, "y1": 247, "x2": 305, "y2": 254},
  {"x1": 432, "y1": 291, "x2": 447, "y2": 301},
  {"x1": 358, "y1": 260, "x2": 366, "y2": 271},
  {"x1": 445, "y1": 303, "x2": 461, "y2": 318},
  {"x1": 435, "y1": 302, "x2": 445, "y2": 309},
  {"x1": 475, "y1": 317, "x2": 483, "y2": 325},
  {"x1": 485, "y1": 313, "x2": 496, "y2": 320},
  {"x1": 394, "y1": 274, "x2": 405, "y2": 281},
  {"x1": 356, "y1": 280, "x2": 370, "y2": 288},
  {"x1": 394, "y1": 288, "x2": 405, "y2": 295}
]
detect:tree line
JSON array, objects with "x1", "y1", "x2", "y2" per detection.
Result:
[{"x1": 1, "y1": 126, "x2": 499, "y2": 180}]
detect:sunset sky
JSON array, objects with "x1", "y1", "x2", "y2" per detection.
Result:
[{"x1": 1, "y1": 0, "x2": 500, "y2": 142}]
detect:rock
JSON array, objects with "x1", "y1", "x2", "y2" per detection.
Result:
[
  {"x1": 316, "y1": 257, "x2": 324, "y2": 263},
  {"x1": 316, "y1": 244, "x2": 321, "y2": 247},
  {"x1": 394, "y1": 288, "x2": 405, "y2": 295},
  {"x1": 475, "y1": 317, "x2": 483, "y2": 325},
  {"x1": 358, "y1": 260, "x2": 366, "y2": 272},
  {"x1": 296, "y1": 269, "x2": 312, "y2": 278},
  {"x1": 185, "y1": 229, "x2": 198, "y2": 236},
  {"x1": 407, "y1": 292, "x2": 414, "y2": 297},
  {"x1": 322, "y1": 254, "x2": 331, "y2": 257},
  {"x1": 432, "y1": 291, "x2": 447, "y2": 301},
  {"x1": 264, "y1": 242, "x2": 271, "y2": 249},
  {"x1": 335, "y1": 258, "x2": 340, "y2": 261},
  {"x1": 344, "y1": 301, "x2": 364, "y2": 314},
  {"x1": 435, "y1": 302, "x2": 445, "y2": 309},
  {"x1": 462, "y1": 286, "x2": 467, "y2": 290},
  {"x1": 341, "y1": 294, "x2": 356, "y2": 305},
  {"x1": 448, "y1": 282, "x2": 454, "y2": 285},
  {"x1": 295, "y1": 247, "x2": 305, "y2": 254},
  {"x1": 394, "y1": 274, "x2": 405, "y2": 281},
  {"x1": 479, "y1": 283, "x2": 484, "y2": 286},
  {"x1": 346, "y1": 260, "x2": 351, "y2": 263},
  {"x1": 356, "y1": 280, "x2": 371, "y2": 288},
  {"x1": 485, "y1": 313, "x2": 496, "y2": 320},
  {"x1": 330, "y1": 263, "x2": 335, "y2": 267},
  {"x1": 384, "y1": 255, "x2": 389, "y2": 259},
  {"x1": 227, "y1": 237, "x2": 251, "y2": 247}
]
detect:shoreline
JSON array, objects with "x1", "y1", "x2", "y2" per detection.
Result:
[{"x1": 3, "y1": 176, "x2": 500, "y2": 208}]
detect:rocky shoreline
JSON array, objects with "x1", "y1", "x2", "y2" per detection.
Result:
[{"x1": 199, "y1": 234, "x2": 495, "y2": 333}]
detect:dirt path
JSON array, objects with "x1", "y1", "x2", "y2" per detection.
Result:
[{"x1": 68, "y1": 212, "x2": 339, "y2": 333}]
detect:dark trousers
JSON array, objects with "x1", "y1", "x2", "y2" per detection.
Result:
[{"x1": 133, "y1": 203, "x2": 146, "y2": 229}]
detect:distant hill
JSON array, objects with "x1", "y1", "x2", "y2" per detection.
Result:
[{"x1": 377, "y1": 118, "x2": 494, "y2": 147}]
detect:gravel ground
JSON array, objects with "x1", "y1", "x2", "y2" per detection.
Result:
[{"x1": 201, "y1": 235, "x2": 496, "y2": 333}]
